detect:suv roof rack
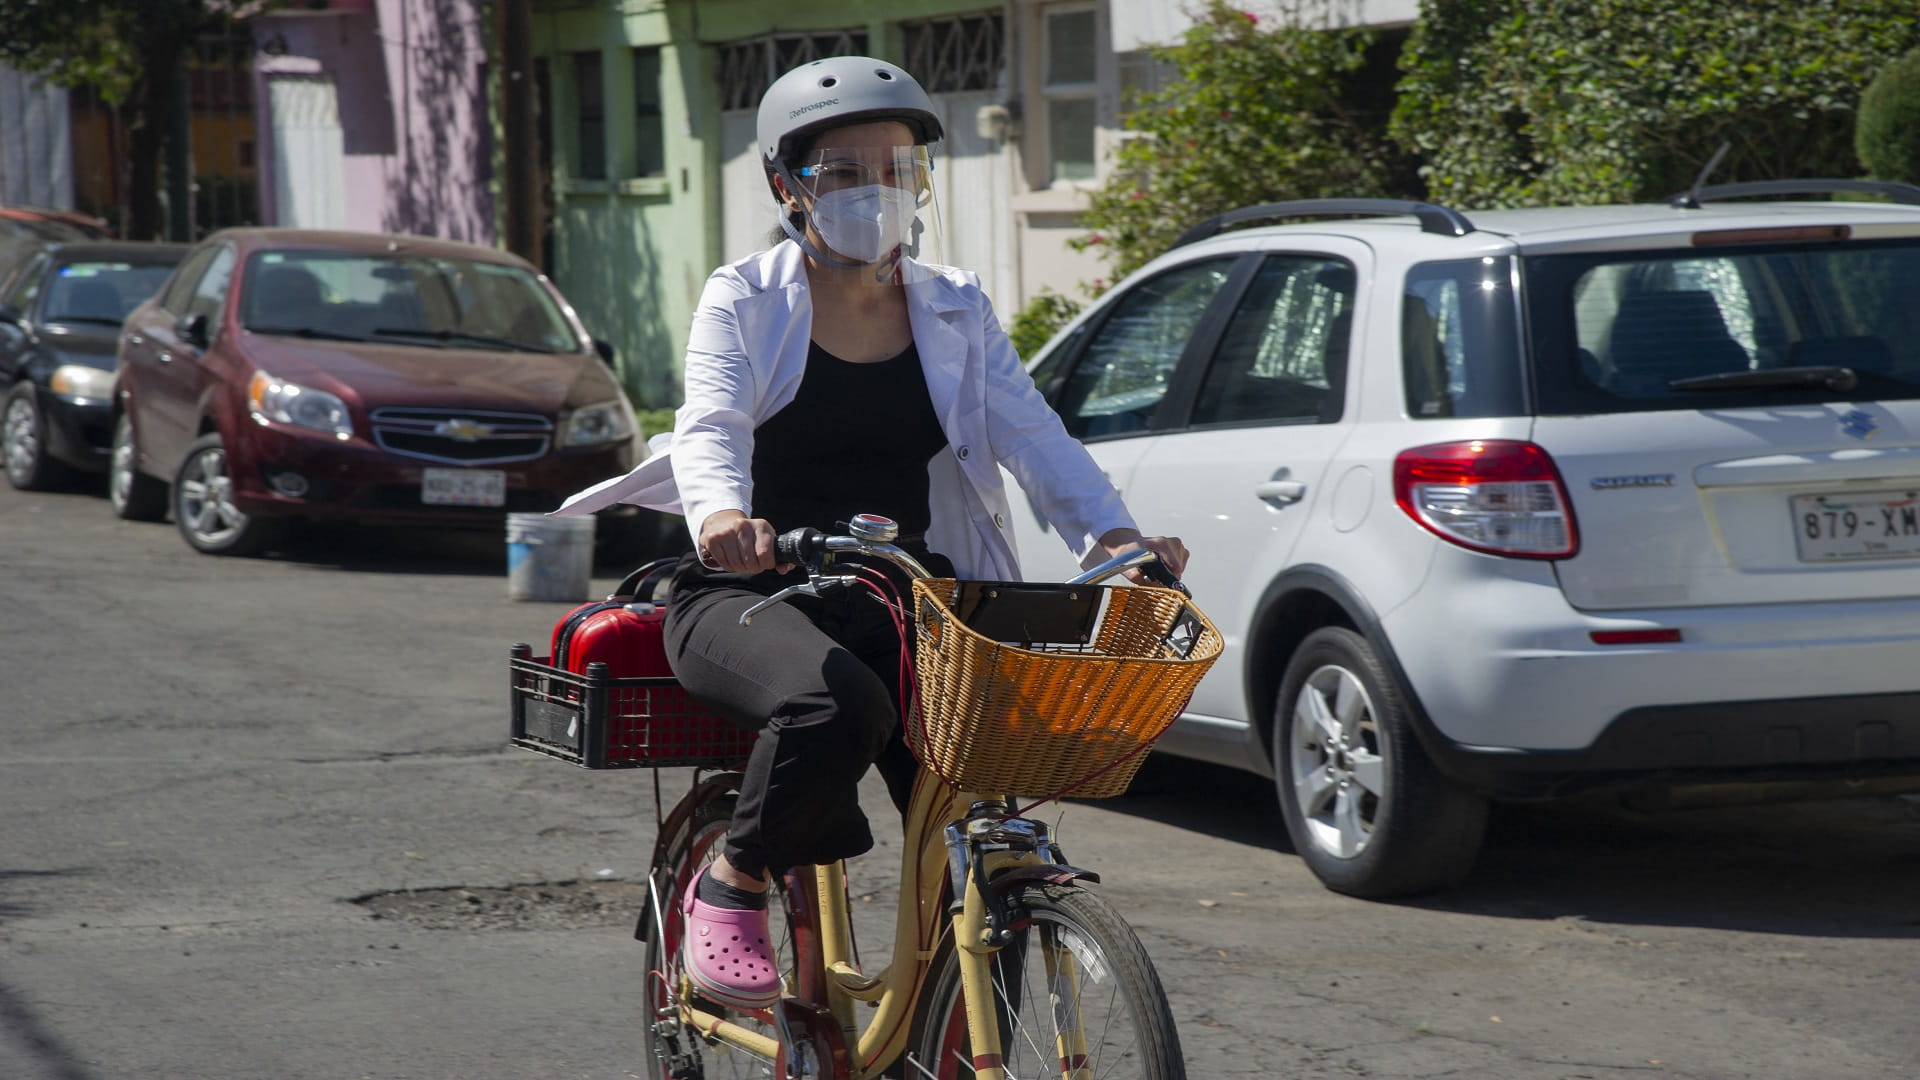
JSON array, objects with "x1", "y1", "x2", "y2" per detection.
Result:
[
  {"x1": 1175, "y1": 198, "x2": 1475, "y2": 248},
  {"x1": 1667, "y1": 179, "x2": 1920, "y2": 210}
]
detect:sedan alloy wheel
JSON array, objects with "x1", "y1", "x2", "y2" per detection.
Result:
[
  {"x1": 109, "y1": 413, "x2": 168, "y2": 521},
  {"x1": 3, "y1": 384, "x2": 71, "y2": 491},
  {"x1": 173, "y1": 433, "x2": 283, "y2": 556}
]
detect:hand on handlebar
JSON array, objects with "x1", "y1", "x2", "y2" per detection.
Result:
[
  {"x1": 697, "y1": 510, "x2": 791, "y2": 574},
  {"x1": 1096, "y1": 529, "x2": 1190, "y2": 587}
]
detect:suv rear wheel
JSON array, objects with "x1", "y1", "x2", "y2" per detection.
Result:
[{"x1": 1274, "y1": 626, "x2": 1488, "y2": 898}]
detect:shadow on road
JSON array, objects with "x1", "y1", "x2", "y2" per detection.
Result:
[
  {"x1": 1099, "y1": 754, "x2": 1920, "y2": 938},
  {"x1": 0, "y1": 869, "x2": 89, "y2": 924},
  {"x1": 268, "y1": 520, "x2": 514, "y2": 576},
  {"x1": 0, "y1": 978, "x2": 98, "y2": 1080}
]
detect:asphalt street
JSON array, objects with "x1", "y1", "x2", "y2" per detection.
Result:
[{"x1": 3, "y1": 476, "x2": 1918, "y2": 1079}]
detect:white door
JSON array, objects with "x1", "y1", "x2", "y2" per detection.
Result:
[
  {"x1": 720, "y1": 109, "x2": 772, "y2": 263},
  {"x1": 1002, "y1": 253, "x2": 1245, "y2": 583},
  {"x1": 1122, "y1": 248, "x2": 1366, "y2": 719},
  {"x1": 267, "y1": 74, "x2": 346, "y2": 229},
  {"x1": 926, "y1": 89, "x2": 1015, "y2": 316}
]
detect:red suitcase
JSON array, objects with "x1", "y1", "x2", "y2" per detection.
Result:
[
  {"x1": 510, "y1": 558, "x2": 756, "y2": 769},
  {"x1": 549, "y1": 558, "x2": 679, "y2": 675}
]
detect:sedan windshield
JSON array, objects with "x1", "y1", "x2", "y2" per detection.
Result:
[
  {"x1": 42, "y1": 261, "x2": 178, "y2": 326},
  {"x1": 240, "y1": 251, "x2": 577, "y2": 353}
]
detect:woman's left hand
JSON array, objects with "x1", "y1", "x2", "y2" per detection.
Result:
[{"x1": 1097, "y1": 528, "x2": 1189, "y2": 585}]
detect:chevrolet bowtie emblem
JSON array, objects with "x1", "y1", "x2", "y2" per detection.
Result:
[{"x1": 434, "y1": 419, "x2": 493, "y2": 442}]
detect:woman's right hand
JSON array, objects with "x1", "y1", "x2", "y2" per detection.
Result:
[{"x1": 697, "y1": 510, "x2": 784, "y2": 573}]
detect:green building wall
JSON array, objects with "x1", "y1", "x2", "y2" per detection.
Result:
[{"x1": 528, "y1": 0, "x2": 999, "y2": 417}]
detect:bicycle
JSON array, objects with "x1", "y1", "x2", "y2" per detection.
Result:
[{"x1": 511, "y1": 514, "x2": 1221, "y2": 1080}]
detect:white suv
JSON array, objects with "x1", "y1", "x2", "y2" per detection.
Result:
[{"x1": 1004, "y1": 183, "x2": 1920, "y2": 898}]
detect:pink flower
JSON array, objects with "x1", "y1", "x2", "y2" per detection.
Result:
[
  {"x1": 1244, "y1": 10, "x2": 1258, "y2": 23},
  {"x1": 1087, "y1": 233, "x2": 1106, "y2": 245}
]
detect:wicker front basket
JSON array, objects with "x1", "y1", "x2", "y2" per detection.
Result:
[{"x1": 909, "y1": 578, "x2": 1222, "y2": 799}]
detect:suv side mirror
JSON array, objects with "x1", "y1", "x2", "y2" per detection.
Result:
[
  {"x1": 0, "y1": 302, "x2": 22, "y2": 326},
  {"x1": 592, "y1": 338, "x2": 616, "y2": 367},
  {"x1": 176, "y1": 312, "x2": 209, "y2": 350}
]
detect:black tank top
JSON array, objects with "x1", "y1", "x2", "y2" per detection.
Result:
[{"x1": 750, "y1": 340, "x2": 948, "y2": 536}]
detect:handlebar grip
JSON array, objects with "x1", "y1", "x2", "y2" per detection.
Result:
[
  {"x1": 774, "y1": 527, "x2": 825, "y2": 564},
  {"x1": 1138, "y1": 554, "x2": 1191, "y2": 596}
]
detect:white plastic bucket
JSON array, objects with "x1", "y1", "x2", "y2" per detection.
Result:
[{"x1": 506, "y1": 513, "x2": 595, "y2": 602}]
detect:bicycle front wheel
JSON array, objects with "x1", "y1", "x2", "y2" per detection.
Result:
[{"x1": 907, "y1": 883, "x2": 1184, "y2": 1080}]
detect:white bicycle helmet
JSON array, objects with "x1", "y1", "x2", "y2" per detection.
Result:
[
  {"x1": 756, "y1": 56, "x2": 947, "y2": 279},
  {"x1": 756, "y1": 56, "x2": 944, "y2": 169}
]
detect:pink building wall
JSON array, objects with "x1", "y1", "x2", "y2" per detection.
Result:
[{"x1": 253, "y1": 0, "x2": 494, "y2": 244}]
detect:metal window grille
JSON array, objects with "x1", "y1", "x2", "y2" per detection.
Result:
[
  {"x1": 717, "y1": 30, "x2": 870, "y2": 113},
  {"x1": 573, "y1": 51, "x2": 605, "y2": 180},
  {"x1": 902, "y1": 11, "x2": 1006, "y2": 93}
]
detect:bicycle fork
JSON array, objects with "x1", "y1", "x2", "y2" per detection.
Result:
[{"x1": 940, "y1": 807, "x2": 1099, "y2": 1080}]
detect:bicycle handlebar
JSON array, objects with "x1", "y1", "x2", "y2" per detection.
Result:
[{"x1": 739, "y1": 515, "x2": 1187, "y2": 625}]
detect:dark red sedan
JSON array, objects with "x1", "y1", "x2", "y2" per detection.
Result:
[{"x1": 110, "y1": 228, "x2": 641, "y2": 555}]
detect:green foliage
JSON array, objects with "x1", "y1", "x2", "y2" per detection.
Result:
[
  {"x1": 0, "y1": 0, "x2": 139, "y2": 102},
  {"x1": 1007, "y1": 288, "x2": 1084, "y2": 362},
  {"x1": 1077, "y1": 1, "x2": 1409, "y2": 278},
  {"x1": 0, "y1": 0, "x2": 220, "y2": 104},
  {"x1": 1856, "y1": 47, "x2": 1920, "y2": 184},
  {"x1": 634, "y1": 407, "x2": 677, "y2": 443},
  {"x1": 1393, "y1": 0, "x2": 1920, "y2": 207}
]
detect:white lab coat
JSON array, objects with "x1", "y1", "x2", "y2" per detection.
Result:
[{"x1": 554, "y1": 241, "x2": 1136, "y2": 581}]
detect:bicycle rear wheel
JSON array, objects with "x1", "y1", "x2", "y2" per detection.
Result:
[
  {"x1": 906, "y1": 883, "x2": 1184, "y2": 1080},
  {"x1": 640, "y1": 789, "x2": 796, "y2": 1080}
]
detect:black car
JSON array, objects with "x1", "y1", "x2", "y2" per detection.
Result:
[{"x1": 1, "y1": 241, "x2": 187, "y2": 489}]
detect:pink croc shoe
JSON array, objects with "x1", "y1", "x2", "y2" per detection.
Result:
[{"x1": 680, "y1": 865, "x2": 781, "y2": 1011}]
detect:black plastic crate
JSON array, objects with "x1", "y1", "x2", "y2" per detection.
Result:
[{"x1": 508, "y1": 644, "x2": 756, "y2": 769}]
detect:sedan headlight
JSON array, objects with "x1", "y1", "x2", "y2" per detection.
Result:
[
  {"x1": 561, "y1": 398, "x2": 636, "y2": 448},
  {"x1": 49, "y1": 364, "x2": 116, "y2": 402},
  {"x1": 248, "y1": 371, "x2": 353, "y2": 438}
]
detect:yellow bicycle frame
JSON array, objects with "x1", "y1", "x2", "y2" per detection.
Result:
[{"x1": 669, "y1": 772, "x2": 1072, "y2": 1079}]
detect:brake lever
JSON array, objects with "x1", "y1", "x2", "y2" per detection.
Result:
[{"x1": 737, "y1": 573, "x2": 857, "y2": 626}]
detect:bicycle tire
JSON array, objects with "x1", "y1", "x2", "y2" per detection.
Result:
[
  {"x1": 639, "y1": 789, "x2": 797, "y2": 1080},
  {"x1": 904, "y1": 883, "x2": 1185, "y2": 1080}
]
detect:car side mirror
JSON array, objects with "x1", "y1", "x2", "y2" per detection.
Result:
[
  {"x1": 176, "y1": 312, "x2": 209, "y2": 350},
  {"x1": 0, "y1": 302, "x2": 22, "y2": 326},
  {"x1": 592, "y1": 337, "x2": 616, "y2": 368}
]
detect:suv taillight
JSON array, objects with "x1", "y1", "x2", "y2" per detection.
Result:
[{"x1": 1393, "y1": 440, "x2": 1580, "y2": 559}]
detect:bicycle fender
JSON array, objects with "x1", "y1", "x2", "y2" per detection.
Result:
[
  {"x1": 987, "y1": 864, "x2": 1101, "y2": 895},
  {"x1": 636, "y1": 771, "x2": 744, "y2": 943}
]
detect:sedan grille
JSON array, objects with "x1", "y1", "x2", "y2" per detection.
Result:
[{"x1": 370, "y1": 407, "x2": 553, "y2": 465}]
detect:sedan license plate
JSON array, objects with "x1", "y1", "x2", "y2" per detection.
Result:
[
  {"x1": 422, "y1": 467, "x2": 506, "y2": 507},
  {"x1": 1790, "y1": 490, "x2": 1920, "y2": 562}
]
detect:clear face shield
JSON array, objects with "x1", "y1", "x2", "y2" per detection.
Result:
[{"x1": 782, "y1": 144, "x2": 945, "y2": 285}]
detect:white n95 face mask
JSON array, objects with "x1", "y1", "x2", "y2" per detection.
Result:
[{"x1": 809, "y1": 184, "x2": 919, "y2": 264}]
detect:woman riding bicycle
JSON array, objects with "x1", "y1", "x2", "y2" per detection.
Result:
[{"x1": 555, "y1": 56, "x2": 1187, "y2": 1012}]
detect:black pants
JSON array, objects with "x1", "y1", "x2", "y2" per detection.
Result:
[{"x1": 662, "y1": 548, "x2": 951, "y2": 878}]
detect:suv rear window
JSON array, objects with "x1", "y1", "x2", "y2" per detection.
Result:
[{"x1": 1525, "y1": 237, "x2": 1920, "y2": 414}]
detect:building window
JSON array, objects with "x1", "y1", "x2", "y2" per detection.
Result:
[
  {"x1": 632, "y1": 47, "x2": 664, "y2": 177},
  {"x1": 572, "y1": 50, "x2": 605, "y2": 180},
  {"x1": 902, "y1": 11, "x2": 1005, "y2": 93},
  {"x1": 717, "y1": 31, "x2": 870, "y2": 113},
  {"x1": 1043, "y1": 5, "x2": 1097, "y2": 184},
  {"x1": 1117, "y1": 49, "x2": 1176, "y2": 116}
]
